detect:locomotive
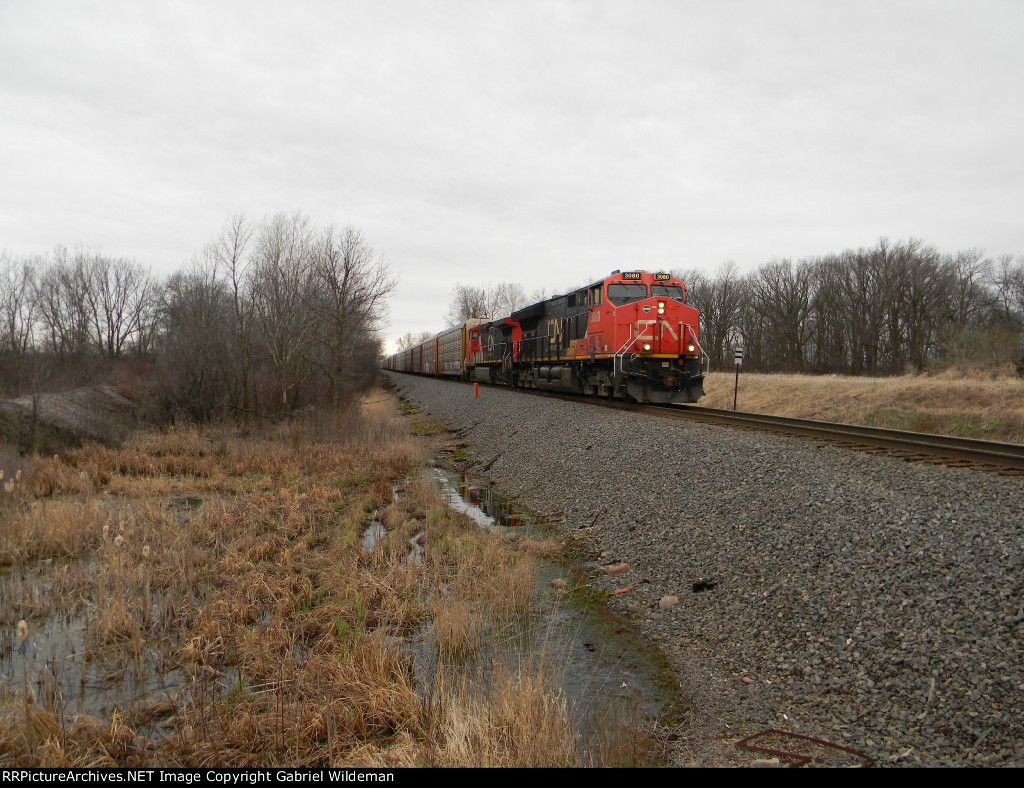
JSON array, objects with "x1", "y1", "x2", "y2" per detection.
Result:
[{"x1": 382, "y1": 270, "x2": 705, "y2": 404}]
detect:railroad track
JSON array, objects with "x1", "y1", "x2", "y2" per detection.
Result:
[
  {"x1": 396, "y1": 373, "x2": 1024, "y2": 475},
  {"x1": 598, "y1": 399, "x2": 1024, "y2": 475}
]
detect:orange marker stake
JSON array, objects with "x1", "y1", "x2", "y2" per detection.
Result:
[{"x1": 474, "y1": 382, "x2": 479, "y2": 397}]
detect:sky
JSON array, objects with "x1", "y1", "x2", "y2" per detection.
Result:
[{"x1": 2, "y1": 0, "x2": 1023, "y2": 350}]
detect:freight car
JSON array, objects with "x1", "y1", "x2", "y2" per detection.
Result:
[{"x1": 383, "y1": 270, "x2": 705, "y2": 404}]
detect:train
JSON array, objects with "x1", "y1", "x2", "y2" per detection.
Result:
[{"x1": 382, "y1": 270, "x2": 706, "y2": 404}]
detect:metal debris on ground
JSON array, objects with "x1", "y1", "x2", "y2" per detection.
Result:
[{"x1": 736, "y1": 729, "x2": 875, "y2": 768}]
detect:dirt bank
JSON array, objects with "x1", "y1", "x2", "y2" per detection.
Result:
[{"x1": 0, "y1": 386, "x2": 136, "y2": 452}]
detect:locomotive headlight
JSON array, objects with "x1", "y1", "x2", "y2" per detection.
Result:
[
  {"x1": 687, "y1": 343, "x2": 696, "y2": 353},
  {"x1": 657, "y1": 301, "x2": 666, "y2": 314},
  {"x1": 642, "y1": 342, "x2": 652, "y2": 352}
]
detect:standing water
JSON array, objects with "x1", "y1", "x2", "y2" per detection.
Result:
[{"x1": 427, "y1": 467, "x2": 671, "y2": 724}]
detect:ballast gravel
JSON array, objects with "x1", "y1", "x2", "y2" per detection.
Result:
[{"x1": 387, "y1": 372, "x2": 1024, "y2": 767}]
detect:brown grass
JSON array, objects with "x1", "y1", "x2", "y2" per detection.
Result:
[
  {"x1": 703, "y1": 368, "x2": 1024, "y2": 443},
  {"x1": 0, "y1": 387, "x2": 647, "y2": 767},
  {"x1": 426, "y1": 660, "x2": 576, "y2": 767}
]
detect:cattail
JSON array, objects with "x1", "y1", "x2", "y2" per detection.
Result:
[
  {"x1": 0, "y1": 470, "x2": 5, "y2": 480},
  {"x1": 3, "y1": 481, "x2": 12, "y2": 494},
  {"x1": 14, "y1": 469, "x2": 20, "y2": 481},
  {"x1": 114, "y1": 534, "x2": 125, "y2": 549},
  {"x1": 142, "y1": 545, "x2": 151, "y2": 560},
  {"x1": 102, "y1": 524, "x2": 109, "y2": 539},
  {"x1": 17, "y1": 620, "x2": 27, "y2": 641}
]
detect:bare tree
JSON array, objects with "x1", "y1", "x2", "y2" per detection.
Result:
[
  {"x1": 748, "y1": 259, "x2": 812, "y2": 371},
  {"x1": 395, "y1": 330, "x2": 434, "y2": 351},
  {"x1": 158, "y1": 257, "x2": 236, "y2": 419},
  {"x1": 444, "y1": 283, "x2": 490, "y2": 326},
  {"x1": 491, "y1": 281, "x2": 529, "y2": 315},
  {"x1": 306, "y1": 225, "x2": 396, "y2": 406},
  {"x1": 945, "y1": 248, "x2": 994, "y2": 327},
  {"x1": 84, "y1": 254, "x2": 157, "y2": 357},
  {"x1": 0, "y1": 252, "x2": 40, "y2": 393},
  {"x1": 444, "y1": 281, "x2": 530, "y2": 326},
  {"x1": 34, "y1": 246, "x2": 92, "y2": 361},
  {"x1": 207, "y1": 214, "x2": 256, "y2": 410},
  {"x1": 249, "y1": 211, "x2": 318, "y2": 411},
  {"x1": 673, "y1": 263, "x2": 744, "y2": 369}
]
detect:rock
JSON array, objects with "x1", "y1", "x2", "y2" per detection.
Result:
[
  {"x1": 604, "y1": 562, "x2": 631, "y2": 575},
  {"x1": 752, "y1": 758, "x2": 781, "y2": 768},
  {"x1": 550, "y1": 578, "x2": 567, "y2": 589},
  {"x1": 659, "y1": 595, "x2": 679, "y2": 609}
]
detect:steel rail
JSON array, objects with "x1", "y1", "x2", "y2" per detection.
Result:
[
  {"x1": 635, "y1": 402, "x2": 1024, "y2": 473},
  {"x1": 385, "y1": 372, "x2": 1024, "y2": 474}
]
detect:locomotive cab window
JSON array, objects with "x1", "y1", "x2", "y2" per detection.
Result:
[
  {"x1": 607, "y1": 283, "x2": 647, "y2": 306},
  {"x1": 650, "y1": 284, "x2": 684, "y2": 302},
  {"x1": 588, "y1": 286, "x2": 602, "y2": 307}
]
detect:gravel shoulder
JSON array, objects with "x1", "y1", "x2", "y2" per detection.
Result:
[
  {"x1": 387, "y1": 372, "x2": 1024, "y2": 767},
  {"x1": 0, "y1": 386, "x2": 135, "y2": 451}
]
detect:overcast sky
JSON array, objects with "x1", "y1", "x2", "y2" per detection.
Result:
[{"x1": 2, "y1": 0, "x2": 1022, "y2": 348}]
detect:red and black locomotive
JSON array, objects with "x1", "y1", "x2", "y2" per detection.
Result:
[{"x1": 383, "y1": 270, "x2": 705, "y2": 404}]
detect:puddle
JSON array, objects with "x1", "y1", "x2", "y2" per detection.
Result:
[
  {"x1": 431, "y1": 468, "x2": 540, "y2": 534},
  {"x1": 0, "y1": 606, "x2": 184, "y2": 734},
  {"x1": 169, "y1": 495, "x2": 204, "y2": 512},
  {"x1": 0, "y1": 561, "x2": 187, "y2": 734},
  {"x1": 407, "y1": 532, "x2": 424, "y2": 565},
  {"x1": 360, "y1": 521, "x2": 387, "y2": 552},
  {"x1": 423, "y1": 467, "x2": 670, "y2": 726}
]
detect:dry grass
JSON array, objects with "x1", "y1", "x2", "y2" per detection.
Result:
[
  {"x1": 704, "y1": 368, "x2": 1024, "y2": 443},
  {"x1": 426, "y1": 660, "x2": 576, "y2": 767},
  {"x1": 0, "y1": 387, "x2": 647, "y2": 767}
]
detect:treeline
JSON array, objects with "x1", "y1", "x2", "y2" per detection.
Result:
[
  {"x1": 0, "y1": 212, "x2": 394, "y2": 419},
  {"x1": 675, "y1": 238, "x2": 1024, "y2": 375},
  {"x1": 394, "y1": 282, "x2": 542, "y2": 352}
]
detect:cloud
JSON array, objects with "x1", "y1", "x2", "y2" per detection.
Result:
[{"x1": 1, "y1": 0, "x2": 1022, "y2": 344}]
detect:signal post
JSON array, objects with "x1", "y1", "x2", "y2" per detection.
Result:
[{"x1": 733, "y1": 347, "x2": 743, "y2": 411}]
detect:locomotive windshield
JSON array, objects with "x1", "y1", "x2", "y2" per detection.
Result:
[
  {"x1": 650, "y1": 284, "x2": 684, "y2": 301},
  {"x1": 607, "y1": 283, "x2": 647, "y2": 305}
]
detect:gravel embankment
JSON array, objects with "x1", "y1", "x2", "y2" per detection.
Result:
[
  {"x1": 387, "y1": 372, "x2": 1024, "y2": 767},
  {"x1": 0, "y1": 386, "x2": 136, "y2": 450}
]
